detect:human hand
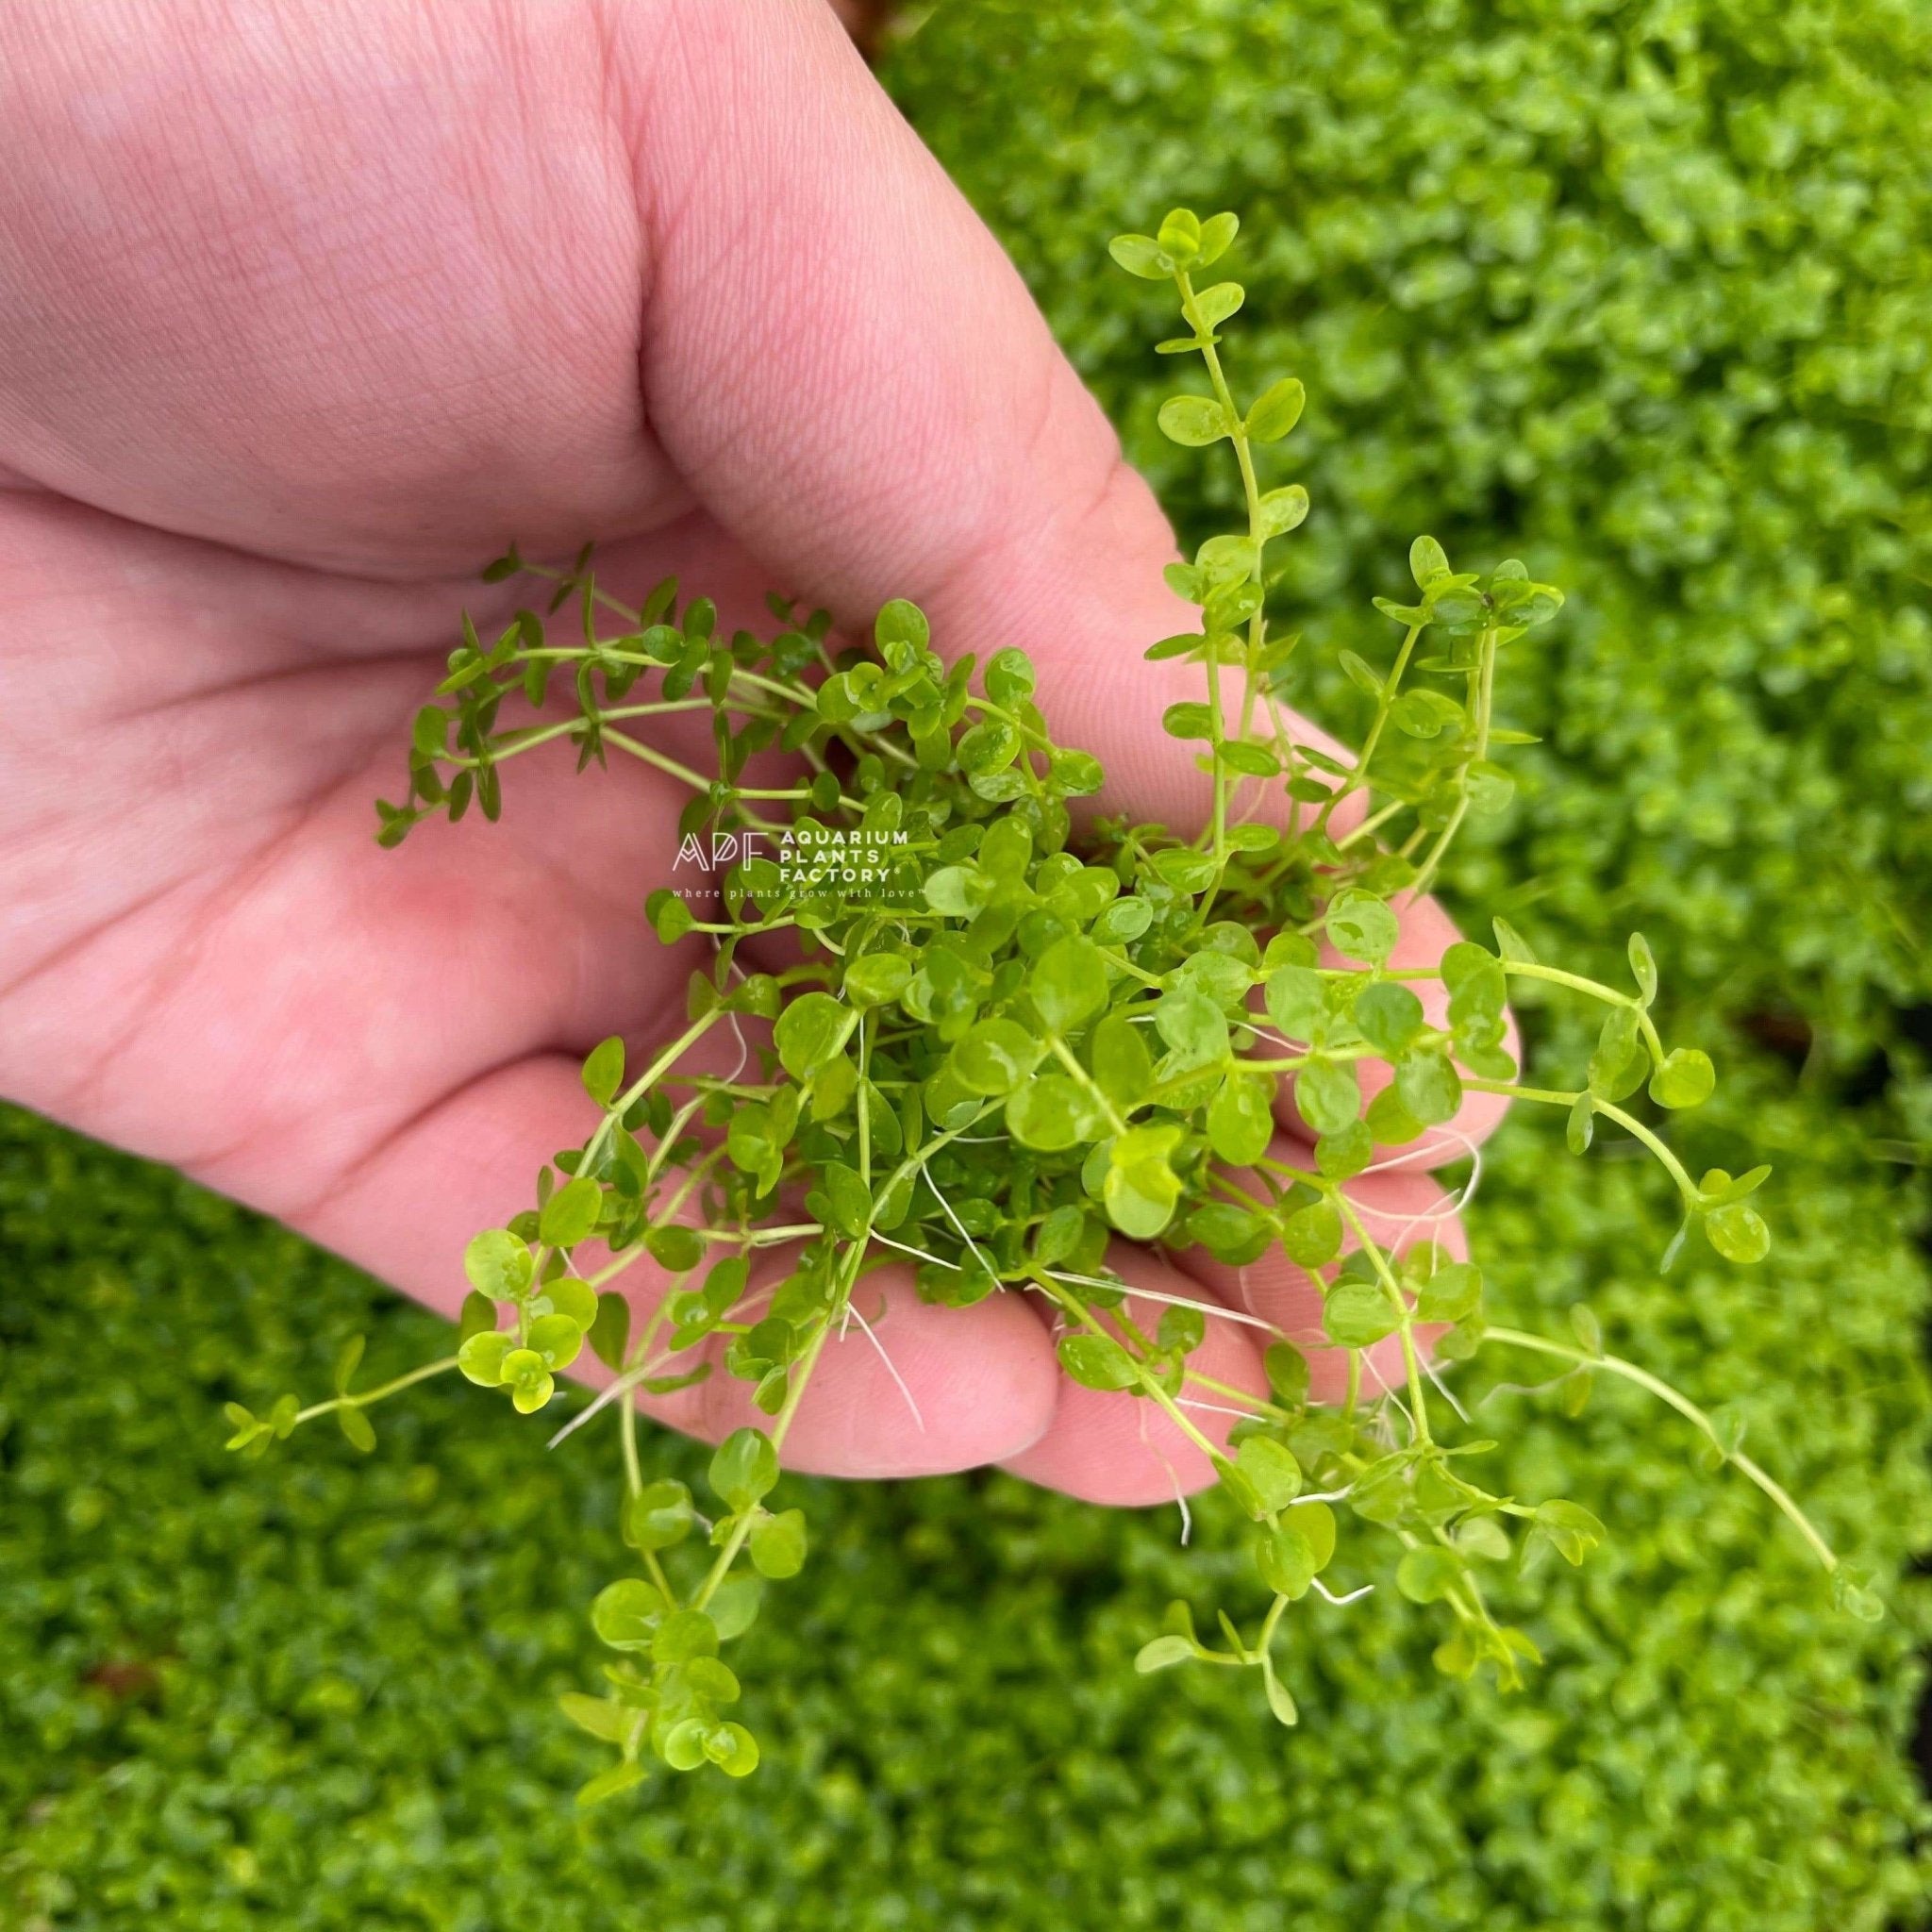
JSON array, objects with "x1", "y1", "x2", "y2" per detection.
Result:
[{"x1": 0, "y1": 0, "x2": 1509, "y2": 1500}]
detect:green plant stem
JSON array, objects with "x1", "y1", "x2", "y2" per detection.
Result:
[
  {"x1": 1043, "y1": 1278, "x2": 1229, "y2": 1472},
  {"x1": 691, "y1": 1280, "x2": 844, "y2": 1613},
  {"x1": 598, "y1": 729, "x2": 729, "y2": 798},
  {"x1": 1332, "y1": 795, "x2": 1411, "y2": 853},
  {"x1": 1484, "y1": 1327, "x2": 1840, "y2": 1573},
  {"x1": 1047, "y1": 1033, "x2": 1129, "y2": 1136},
  {"x1": 1256, "y1": 1591, "x2": 1290, "y2": 1657},
  {"x1": 1333, "y1": 1193, "x2": 1431, "y2": 1445},
  {"x1": 1184, "y1": 1368, "x2": 1291, "y2": 1424},
  {"x1": 1176, "y1": 266, "x2": 1268, "y2": 897},
  {"x1": 1410, "y1": 622, "x2": 1497, "y2": 896},
  {"x1": 1462, "y1": 1080, "x2": 1701, "y2": 1204},
  {"x1": 609, "y1": 1350, "x2": 678, "y2": 1610},
  {"x1": 590, "y1": 1009, "x2": 728, "y2": 1169},
  {"x1": 295, "y1": 1356, "x2": 459, "y2": 1427},
  {"x1": 1322, "y1": 622, "x2": 1424, "y2": 831},
  {"x1": 653, "y1": 1144, "x2": 729, "y2": 1225}
]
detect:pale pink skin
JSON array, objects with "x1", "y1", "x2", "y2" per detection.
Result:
[{"x1": 0, "y1": 0, "x2": 1507, "y2": 1504}]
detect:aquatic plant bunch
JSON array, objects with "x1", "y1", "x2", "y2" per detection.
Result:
[{"x1": 223, "y1": 208, "x2": 1875, "y2": 1803}]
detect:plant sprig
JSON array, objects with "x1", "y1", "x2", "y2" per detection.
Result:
[{"x1": 228, "y1": 207, "x2": 1872, "y2": 1805}]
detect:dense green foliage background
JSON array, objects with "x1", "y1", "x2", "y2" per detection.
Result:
[
  {"x1": 4, "y1": 1087, "x2": 1928, "y2": 1930},
  {"x1": 5, "y1": 0, "x2": 1931, "y2": 1924},
  {"x1": 890, "y1": 0, "x2": 1932, "y2": 1062}
]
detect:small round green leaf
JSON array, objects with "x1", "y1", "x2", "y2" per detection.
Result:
[
  {"x1": 1325, "y1": 892, "x2": 1400, "y2": 964},
  {"x1": 1134, "y1": 1634, "x2": 1196, "y2": 1673},
  {"x1": 708, "y1": 1427, "x2": 779, "y2": 1511},
  {"x1": 1255, "y1": 1518, "x2": 1318, "y2": 1599},
  {"x1": 1235, "y1": 1434, "x2": 1304, "y2": 1512},
  {"x1": 952, "y1": 1018, "x2": 1044, "y2": 1097},
  {"x1": 1324, "y1": 1280, "x2": 1399, "y2": 1349},
  {"x1": 1207, "y1": 1073, "x2": 1274, "y2": 1167},
  {"x1": 748, "y1": 1507, "x2": 808, "y2": 1580},
  {"x1": 645, "y1": 1224, "x2": 706, "y2": 1274},
  {"x1": 1058, "y1": 1332, "x2": 1140, "y2": 1391},
  {"x1": 1394, "y1": 1048, "x2": 1462, "y2": 1126},
  {"x1": 773, "y1": 992, "x2": 855, "y2": 1079},
  {"x1": 582, "y1": 1036, "x2": 625, "y2": 1108},
  {"x1": 1108, "y1": 232, "x2": 1172, "y2": 280},
  {"x1": 1281, "y1": 1200, "x2": 1342, "y2": 1268},
  {"x1": 1396, "y1": 1546, "x2": 1463, "y2": 1604},
  {"x1": 1650, "y1": 1047, "x2": 1715, "y2": 1110},
  {"x1": 625, "y1": 1478, "x2": 695, "y2": 1552},
  {"x1": 540, "y1": 1176, "x2": 604, "y2": 1250},
  {"x1": 845, "y1": 954, "x2": 912, "y2": 1008},
  {"x1": 1158, "y1": 395, "x2": 1234, "y2": 446},
  {"x1": 1354, "y1": 981, "x2": 1424, "y2": 1057},
  {"x1": 1030, "y1": 936, "x2": 1108, "y2": 1033},
  {"x1": 457, "y1": 1330, "x2": 513, "y2": 1388},
  {"x1": 1532, "y1": 1498, "x2": 1607, "y2": 1566},
  {"x1": 1294, "y1": 1059, "x2": 1361, "y2": 1139},
  {"x1": 652, "y1": 1608, "x2": 720, "y2": 1664},
  {"x1": 1414, "y1": 1261, "x2": 1482, "y2": 1323},
  {"x1": 527, "y1": 1311, "x2": 584, "y2": 1371},
  {"x1": 590, "y1": 1577, "x2": 661, "y2": 1651},
  {"x1": 464, "y1": 1227, "x2": 533, "y2": 1300},
  {"x1": 1704, "y1": 1199, "x2": 1771, "y2": 1263},
  {"x1": 708, "y1": 1722, "x2": 759, "y2": 1777},
  {"x1": 1007, "y1": 1074, "x2": 1101, "y2": 1152},
  {"x1": 1245, "y1": 375, "x2": 1306, "y2": 442}
]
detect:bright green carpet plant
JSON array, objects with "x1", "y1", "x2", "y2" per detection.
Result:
[{"x1": 213, "y1": 210, "x2": 1862, "y2": 1799}]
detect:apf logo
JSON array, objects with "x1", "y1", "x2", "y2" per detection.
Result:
[
  {"x1": 673, "y1": 831, "x2": 771, "y2": 871},
  {"x1": 668, "y1": 824, "x2": 924, "y2": 907}
]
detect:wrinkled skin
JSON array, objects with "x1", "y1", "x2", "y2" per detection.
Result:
[{"x1": 0, "y1": 0, "x2": 1506, "y2": 1501}]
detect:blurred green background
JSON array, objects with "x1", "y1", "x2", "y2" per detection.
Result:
[{"x1": 5, "y1": 1, "x2": 1930, "y2": 1924}]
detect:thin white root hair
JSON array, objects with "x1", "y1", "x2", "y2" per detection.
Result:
[
  {"x1": 921, "y1": 1163, "x2": 997, "y2": 1283},
  {"x1": 545, "y1": 1286, "x2": 775, "y2": 1447},
  {"x1": 841, "y1": 1293, "x2": 925, "y2": 1434},
  {"x1": 870, "y1": 1231, "x2": 961, "y2": 1272},
  {"x1": 1041, "y1": 1271, "x2": 1281, "y2": 1334},
  {"x1": 1178, "y1": 1395, "x2": 1271, "y2": 1423},
  {"x1": 1422, "y1": 1348, "x2": 1472, "y2": 1424},
  {"x1": 1313, "y1": 1578, "x2": 1375, "y2": 1607},
  {"x1": 1357, "y1": 1121, "x2": 1487, "y2": 1221},
  {"x1": 1359, "y1": 1347, "x2": 1417, "y2": 1444},
  {"x1": 1138, "y1": 1403, "x2": 1193, "y2": 1546}
]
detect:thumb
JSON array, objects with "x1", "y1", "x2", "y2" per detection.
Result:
[{"x1": 619, "y1": 0, "x2": 1321, "y2": 824}]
